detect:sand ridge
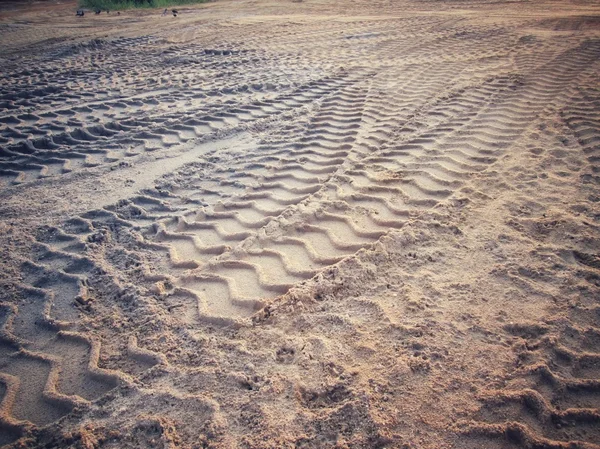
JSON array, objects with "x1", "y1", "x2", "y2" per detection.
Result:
[{"x1": 0, "y1": 0, "x2": 599, "y2": 447}]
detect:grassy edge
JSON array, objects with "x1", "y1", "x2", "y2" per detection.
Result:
[{"x1": 78, "y1": 0, "x2": 209, "y2": 11}]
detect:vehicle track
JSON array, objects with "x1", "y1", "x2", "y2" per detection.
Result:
[
  {"x1": 459, "y1": 48, "x2": 600, "y2": 449},
  {"x1": 1, "y1": 3, "x2": 599, "y2": 447}
]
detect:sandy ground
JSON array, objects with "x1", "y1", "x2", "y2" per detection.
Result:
[{"x1": 0, "y1": 0, "x2": 599, "y2": 447}]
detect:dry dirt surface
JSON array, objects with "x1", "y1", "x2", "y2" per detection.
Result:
[{"x1": 1, "y1": 0, "x2": 600, "y2": 447}]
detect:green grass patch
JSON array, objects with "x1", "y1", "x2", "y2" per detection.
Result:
[{"x1": 79, "y1": 0, "x2": 209, "y2": 11}]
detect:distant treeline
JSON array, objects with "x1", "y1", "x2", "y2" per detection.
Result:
[{"x1": 80, "y1": 0, "x2": 209, "y2": 10}]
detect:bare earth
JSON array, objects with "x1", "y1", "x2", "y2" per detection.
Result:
[{"x1": 0, "y1": 0, "x2": 599, "y2": 447}]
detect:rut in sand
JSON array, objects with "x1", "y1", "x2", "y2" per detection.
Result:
[{"x1": 1, "y1": 0, "x2": 599, "y2": 447}]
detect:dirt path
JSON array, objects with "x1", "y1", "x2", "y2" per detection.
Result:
[{"x1": 0, "y1": 0, "x2": 599, "y2": 447}]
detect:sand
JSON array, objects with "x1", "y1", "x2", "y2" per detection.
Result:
[{"x1": 0, "y1": 0, "x2": 599, "y2": 447}]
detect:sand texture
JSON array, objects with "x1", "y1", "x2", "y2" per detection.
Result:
[{"x1": 1, "y1": 0, "x2": 600, "y2": 447}]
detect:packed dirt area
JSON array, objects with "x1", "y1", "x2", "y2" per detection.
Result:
[{"x1": 0, "y1": 0, "x2": 600, "y2": 447}]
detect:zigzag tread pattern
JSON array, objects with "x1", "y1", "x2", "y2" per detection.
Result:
[{"x1": 2, "y1": 6, "x2": 600, "y2": 447}]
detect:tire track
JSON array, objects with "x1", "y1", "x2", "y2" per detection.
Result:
[
  {"x1": 459, "y1": 46, "x2": 600, "y2": 448},
  {"x1": 2, "y1": 6, "x2": 599, "y2": 447}
]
